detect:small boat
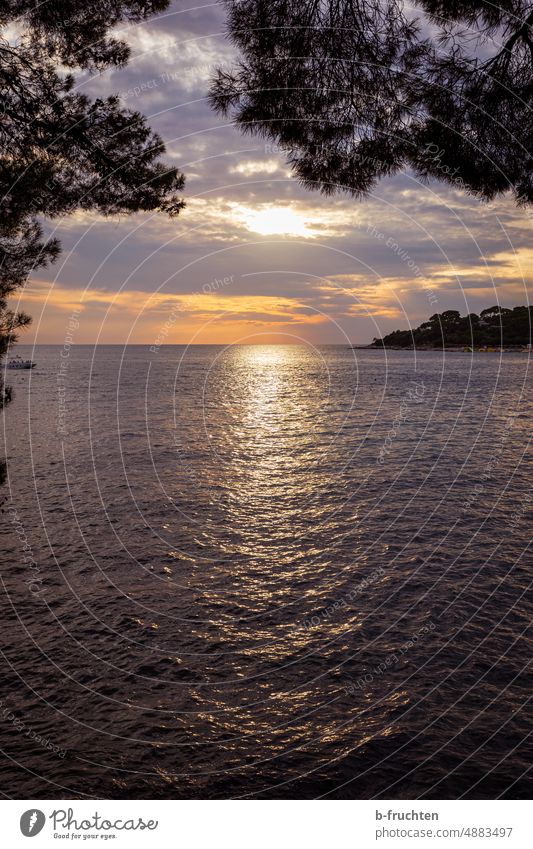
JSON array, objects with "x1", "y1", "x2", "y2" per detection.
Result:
[{"x1": 4, "y1": 355, "x2": 36, "y2": 370}]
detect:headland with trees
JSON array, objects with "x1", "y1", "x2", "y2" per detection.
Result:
[{"x1": 370, "y1": 306, "x2": 533, "y2": 351}]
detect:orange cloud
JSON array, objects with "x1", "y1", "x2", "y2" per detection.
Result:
[{"x1": 12, "y1": 281, "x2": 329, "y2": 345}]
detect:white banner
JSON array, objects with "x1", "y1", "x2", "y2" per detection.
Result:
[{"x1": 1, "y1": 799, "x2": 529, "y2": 848}]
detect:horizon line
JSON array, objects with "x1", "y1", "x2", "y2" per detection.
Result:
[{"x1": 13, "y1": 341, "x2": 367, "y2": 347}]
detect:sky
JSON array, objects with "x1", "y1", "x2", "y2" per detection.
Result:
[{"x1": 16, "y1": 1, "x2": 533, "y2": 345}]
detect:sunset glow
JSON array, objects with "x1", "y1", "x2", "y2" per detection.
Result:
[{"x1": 240, "y1": 206, "x2": 316, "y2": 238}]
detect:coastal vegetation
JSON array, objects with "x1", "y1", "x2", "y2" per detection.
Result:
[
  {"x1": 0, "y1": 1, "x2": 184, "y2": 423},
  {"x1": 371, "y1": 306, "x2": 533, "y2": 350},
  {"x1": 211, "y1": 0, "x2": 533, "y2": 207}
]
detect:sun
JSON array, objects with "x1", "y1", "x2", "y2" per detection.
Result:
[{"x1": 240, "y1": 205, "x2": 315, "y2": 237}]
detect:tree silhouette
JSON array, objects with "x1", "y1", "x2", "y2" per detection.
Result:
[
  {"x1": 0, "y1": 1, "x2": 185, "y2": 411},
  {"x1": 373, "y1": 305, "x2": 533, "y2": 348},
  {"x1": 210, "y1": 0, "x2": 533, "y2": 203}
]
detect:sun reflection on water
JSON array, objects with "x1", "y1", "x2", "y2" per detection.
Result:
[{"x1": 196, "y1": 345, "x2": 363, "y2": 625}]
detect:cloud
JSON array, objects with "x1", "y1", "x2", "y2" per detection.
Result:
[
  {"x1": 14, "y1": 5, "x2": 532, "y2": 344},
  {"x1": 16, "y1": 281, "x2": 332, "y2": 344},
  {"x1": 229, "y1": 159, "x2": 290, "y2": 178}
]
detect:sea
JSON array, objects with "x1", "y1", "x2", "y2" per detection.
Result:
[{"x1": 0, "y1": 344, "x2": 531, "y2": 799}]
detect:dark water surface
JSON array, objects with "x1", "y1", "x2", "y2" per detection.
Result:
[{"x1": 1, "y1": 344, "x2": 531, "y2": 799}]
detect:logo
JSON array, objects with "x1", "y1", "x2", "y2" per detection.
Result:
[{"x1": 20, "y1": 810, "x2": 46, "y2": 837}]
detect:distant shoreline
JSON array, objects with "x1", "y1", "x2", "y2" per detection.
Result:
[
  {"x1": 371, "y1": 306, "x2": 532, "y2": 352},
  {"x1": 351, "y1": 345, "x2": 531, "y2": 352}
]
